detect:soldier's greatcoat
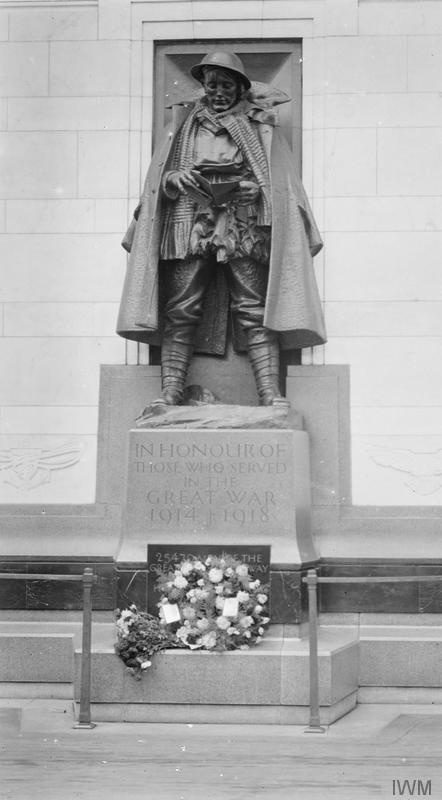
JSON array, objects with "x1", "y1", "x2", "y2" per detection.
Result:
[{"x1": 117, "y1": 91, "x2": 326, "y2": 354}]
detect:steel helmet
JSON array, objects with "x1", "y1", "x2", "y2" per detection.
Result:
[{"x1": 190, "y1": 51, "x2": 251, "y2": 90}]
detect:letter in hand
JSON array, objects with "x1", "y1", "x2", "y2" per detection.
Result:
[
  {"x1": 192, "y1": 172, "x2": 242, "y2": 206},
  {"x1": 165, "y1": 172, "x2": 258, "y2": 208}
]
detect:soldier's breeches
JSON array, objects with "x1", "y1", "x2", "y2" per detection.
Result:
[
  {"x1": 162, "y1": 258, "x2": 212, "y2": 344},
  {"x1": 162, "y1": 256, "x2": 268, "y2": 340}
]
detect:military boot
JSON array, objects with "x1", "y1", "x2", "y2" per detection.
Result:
[
  {"x1": 158, "y1": 340, "x2": 194, "y2": 405},
  {"x1": 247, "y1": 328, "x2": 283, "y2": 406}
]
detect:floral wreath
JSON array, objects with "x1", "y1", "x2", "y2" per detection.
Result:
[
  {"x1": 156, "y1": 555, "x2": 270, "y2": 652},
  {"x1": 115, "y1": 555, "x2": 270, "y2": 677}
]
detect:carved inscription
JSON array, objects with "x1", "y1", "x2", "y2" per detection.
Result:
[
  {"x1": 132, "y1": 438, "x2": 290, "y2": 530},
  {"x1": 148, "y1": 544, "x2": 270, "y2": 576}
]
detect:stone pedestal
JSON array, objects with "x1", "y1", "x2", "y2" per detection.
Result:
[
  {"x1": 117, "y1": 427, "x2": 315, "y2": 565},
  {"x1": 116, "y1": 414, "x2": 318, "y2": 623}
]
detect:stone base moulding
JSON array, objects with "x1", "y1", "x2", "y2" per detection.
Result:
[{"x1": 83, "y1": 697, "x2": 357, "y2": 725}]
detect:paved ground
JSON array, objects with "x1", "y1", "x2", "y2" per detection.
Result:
[{"x1": 1, "y1": 700, "x2": 441, "y2": 800}]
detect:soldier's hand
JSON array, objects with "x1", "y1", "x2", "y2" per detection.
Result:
[
  {"x1": 166, "y1": 170, "x2": 200, "y2": 195},
  {"x1": 236, "y1": 181, "x2": 260, "y2": 205}
]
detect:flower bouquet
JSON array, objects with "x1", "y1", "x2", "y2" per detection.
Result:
[
  {"x1": 155, "y1": 555, "x2": 270, "y2": 652},
  {"x1": 114, "y1": 605, "x2": 176, "y2": 679}
]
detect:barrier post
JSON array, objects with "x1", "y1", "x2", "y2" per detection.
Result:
[
  {"x1": 304, "y1": 569, "x2": 326, "y2": 733},
  {"x1": 73, "y1": 568, "x2": 96, "y2": 729}
]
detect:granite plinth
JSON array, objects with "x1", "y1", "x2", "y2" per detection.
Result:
[
  {"x1": 73, "y1": 628, "x2": 359, "y2": 725},
  {"x1": 116, "y1": 425, "x2": 316, "y2": 566}
]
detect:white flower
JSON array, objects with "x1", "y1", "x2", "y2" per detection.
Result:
[
  {"x1": 215, "y1": 585, "x2": 224, "y2": 595},
  {"x1": 257, "y1": 593, "x2": 268, "y2": 604},
  {"x1": 237, "y1": 591, "x2": 250, "y2": 603},
  {"x1": 120, "y1": 609, "x2": 133, "y2": 620},
  {"x1": 227, "y1": 627, "x2": 239, "y2": 635},
  {"x1": 201, "y1": 631, "x2": 217, "y2": 649},
  {"x1": 205, "y1": 557, "x2": 212, "y2": 566},
  {"x1": 116, "y1": 619, "x2": 130, "y2": 635},
  {"x1": 194, "y1": 561, "x2": 205, "y2": 571},
  {"x1": 216, "y1": 616, "x2": 230, "y2": 630},
  {"x1": 239, "y1": 615, "x2": 254, "y2": 628},
  {"x1": 180, "y1": 561, "x2": 194, "y2": 576},
  {"x1": 182, "y1": 606, "x2": 196, "y2": 620},
  {"x1": 258, "y1": 627, "x2": 264, "y2": 635},
  {"x1": 208, "y1": 567, "x2": 223, "y2": 583},
  {"x1": 239, "y1": 644, "x2": 250, "y2": 650},
  {"x1": 196, "y1": 618, "x2": 210, "y2": 631},
  {"x1": 244, "y1": 630, "x2": 251, "y2": 638},
  {"x1": 254, "y1": 605, "x2": 263, "y2": 614},
  {"x1": 174, "y1": 574, "x2": 188, "y2": 589},
  {"x1": 215, "y1": 596, "x2": 225, "y2": 611},
  {"x1": 225, "y1": 567, "x2": 234, "y2": 577},
  {"x1": 176, "y1": 626, "x2": 189, "y2": 642},
  {"x1": 140, "y1": 660, "x2": 151, "y2": 669},
  {"x1": 190, "y1": 597, "x2": 197, "y2": 604},
  {"x1": 193, "y1": 588, "x2": 206, "y2": 600},
  {"x1": 166, "y1": 581, "x2": 173, "y2": 588},
  {"x1": 235, "y1": 564, "x2": 249, "y2": 577},
  {"x1": 197, "y1": 579, "x2": 205, "y2": 587},
  {"x1": 249, "y1": 579, "x2": 260, "y2": 589}
]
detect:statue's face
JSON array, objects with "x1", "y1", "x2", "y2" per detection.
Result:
[{"x1": 202, "y1": 68, "x2": 239, "y2": 112}]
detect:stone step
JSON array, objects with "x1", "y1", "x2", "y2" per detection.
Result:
[
  {"x1": 2, "y1": 622, "x2": 442, "y2": 724},
  {"x1": 0, "y1": 621, "x2": 358, "y2": 724},
  {"x1": 73, "y1": 628, "x2": 358, "y2": 724},
  {"x1": 359, "y1": 624, "x2": 442, "y2": 688}
]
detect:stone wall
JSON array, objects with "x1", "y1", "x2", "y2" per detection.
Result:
[
  {"x1": 0, "y1": 0, "x2": 441, "y2": 511},
  {"x1": 318, "y1": 4, "x2": 442, "y2": 507},
  {"x1": 0, "y1": 0, "x2": 128, "y2": 504}
]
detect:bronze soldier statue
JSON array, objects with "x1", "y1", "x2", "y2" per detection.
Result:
[{"x1": 117, "y1": 51, "x2": 326, "y2": 406}]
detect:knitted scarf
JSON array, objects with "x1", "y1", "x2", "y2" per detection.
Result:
[{"x1": 160, "y1": 99, "x2": 271, "y2": 260}]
